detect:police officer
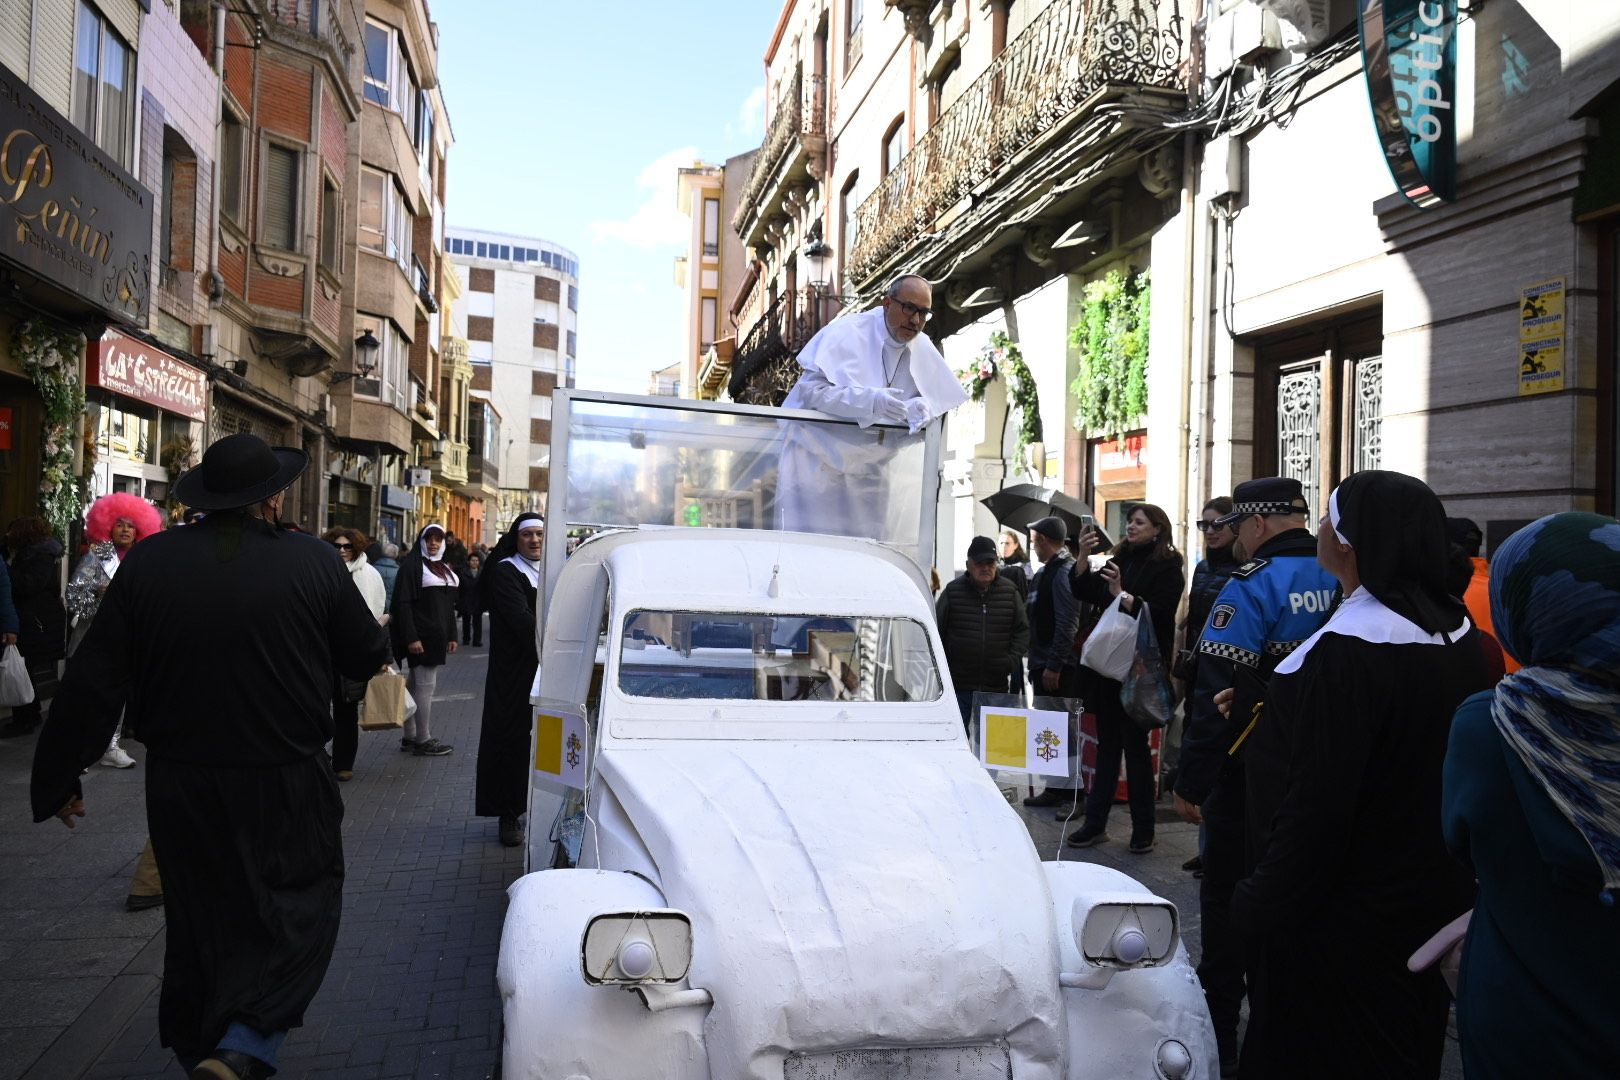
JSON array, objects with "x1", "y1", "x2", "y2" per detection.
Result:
[{"x1": 1171, "y1": 477, "x2": 1338, "y2": 1075}]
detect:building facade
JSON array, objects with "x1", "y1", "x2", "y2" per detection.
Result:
[
  {"x1": 1139, "y1": 1, "x2": 1620, "y2": 550},
  {"x1": 674, "y1": 153, "x2": 755, "y2": 400},
  {"x1": 445, "y1": 229, "x2": 579, "y2": 520},
  {"x1": 727, "y1": 0, "x2": 1189, "y2": 564}
]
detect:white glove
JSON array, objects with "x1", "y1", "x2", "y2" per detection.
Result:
[
  {"x1": 873, "y1": 388, "x2": 909, "y2": 425},
  {"x1": 904, "y1": 398, "x2": 931, "y2": 432}
]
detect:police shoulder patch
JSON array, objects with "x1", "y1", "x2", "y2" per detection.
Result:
[
  {"x1": 1231, "y1": 557, "x2": 1269, "y2": 579},
  {"x1": 1210, "y1": 603, "x2": 1237, "y2": 630}
]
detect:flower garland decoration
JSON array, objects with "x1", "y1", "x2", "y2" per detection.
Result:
[
  {"x1": 958, "y1": 330, "x2": 1043, "y2": 458},
  {"x1": 1070, "y1": 268, "x2": 1150, "y2": 441},
  {"x1": 16, "y1": 320, "x2": 88, "y2": 540}
]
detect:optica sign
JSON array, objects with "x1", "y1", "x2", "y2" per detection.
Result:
[{"x1": 1358, "y1": 0, "x2": 1458, "y2": 208}]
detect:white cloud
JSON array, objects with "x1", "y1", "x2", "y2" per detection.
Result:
[
  {"x1": 724, "y1": 84, "x2": 766, "y2": 144},
  {"x1": 589, "y1": 145, "x2": 701, "y2": 249}
]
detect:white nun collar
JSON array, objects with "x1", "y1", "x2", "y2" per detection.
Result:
[
  {"x1": 1275, "y1": 586, "x2": 1471, "y2": 676},
  {"x1": 503, "y1": 552, "x2": 540, "y2": 588}
]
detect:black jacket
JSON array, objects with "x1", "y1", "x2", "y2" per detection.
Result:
[
  {"x1": 30, "y1": 513, "x2": 390, "y2": 817},
  {"x1": 1187, "y1": 544, "x2": 1240, "y2": 646},
  {"x1": 935, "y1": 572, "x2": 1030, "y2": 693},
  {"x1": 8, "y1": 539, "x2": 66, "y2": 663},
  {"x1": 390, "y1": 554, "x2": 460, "y2": 666},
  {"x1": 1072, "y1": 541, "x2": 1186, "y2": 666}
]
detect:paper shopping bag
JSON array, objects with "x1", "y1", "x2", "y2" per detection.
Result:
[{"x1": 359, "y1": 671, "x2": 408, "y2": 730}]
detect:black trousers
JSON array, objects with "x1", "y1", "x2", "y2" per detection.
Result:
[
  {"x1": 1080, "y1": 681, "x2": 1156, "y2": 839},
  {"x1": 460, "y1": 611, "x2": 482, "y2": 646},
  {"x1": 330, "y1": 696, "x2": 359, "y2": 773},
  {"x1": 1197, "y1": 768, "x2": 1249, "y2": 1063}
]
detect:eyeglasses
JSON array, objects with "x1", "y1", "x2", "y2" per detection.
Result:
[
  {"x1": 1196, "y1": 521, "x2": 1224, "y2": 533},
  {"x1": 888, "y1": 298, "x2": 933, "y2": 322},
  {"x1": 330, "y1": 542, "x2": 353, "y2": 550}
]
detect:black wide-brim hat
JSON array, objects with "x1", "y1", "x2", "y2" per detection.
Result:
[{"x1": 172, "y1": 433, "x2": 309, "y2": 510}]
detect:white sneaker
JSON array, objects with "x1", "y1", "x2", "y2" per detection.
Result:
[{"x1": 99, "y1": 746, "x2": 136, "y2": 769}]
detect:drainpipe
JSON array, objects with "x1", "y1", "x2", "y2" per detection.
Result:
[
  {"x1": 207, "y1": 4, "x2": 226, "y2": 303},
  {"x1": 1181, "y1": 0, "x2": 1210, "y2": 550}
]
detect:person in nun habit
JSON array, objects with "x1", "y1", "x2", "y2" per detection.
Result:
[
  {"x1": 775, "y1": 274, "x2": 967, "y2": 538},
  {"x1": 1229, "y1": 470, "x2": 1490, "y2": 1080},
  {"x1": 475, "y1": 512, "x2": 544, "y2": 847},
  {"x1": 390, "y1": 523, "x2": 460, "y2": 757},
  {"x1": 30, "y1": 434, "x2": 391, "y2": 1080}
]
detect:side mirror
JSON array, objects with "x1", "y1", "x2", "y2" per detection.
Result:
[{"x1": 580, "y1": 909, "x2": 694, "y2": 985}]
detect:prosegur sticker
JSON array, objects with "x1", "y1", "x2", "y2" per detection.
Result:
[
  {"x1": 1520, "y1": 335, "x2": 1565, "y2": 396},
  {"x1": 1518, "y1": 278, "x2": 1565, "y2": 396}
]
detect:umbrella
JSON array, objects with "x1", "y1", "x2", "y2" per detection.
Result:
[{"x1": 980, "y1": 484, "x2": 1097, "y2": 539}]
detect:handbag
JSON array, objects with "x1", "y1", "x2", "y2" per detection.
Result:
[
  {"x1": 0, "y1": 645, "x2": 34, "y2": 708},
  {"x1": 359, "y1": 671, "x2": 408, "y2": 730},
  {"x1": 339, "y1": 676, "x2": 369, "y2": 705},
  {"x1": 1120, "y1": 601, "x2": 1175, "y2": 731},
  {"x1": 1078, "y1": 595, "x2": 1137, "y2": 682}
]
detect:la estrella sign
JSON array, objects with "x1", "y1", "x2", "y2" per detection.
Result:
[{"x1": 1358, "y1": 0, "x2": 1458, "y2": 208}]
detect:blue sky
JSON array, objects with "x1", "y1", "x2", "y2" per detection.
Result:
[{"x1": 435, "y1": 1, "x2": 782, "y2": 393}]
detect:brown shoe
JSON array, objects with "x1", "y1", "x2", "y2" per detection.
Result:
[
  {"x1": 125, "y1": 893, "x2": 164, "y2": 912},
  {"x1": 191, "y1": 1049, "x2": 275, "y2": 1079}
]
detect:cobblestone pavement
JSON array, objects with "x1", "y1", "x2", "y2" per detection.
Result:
[{"x1": 0, "y1": 641, "x2": 1459, "y2": 1078}]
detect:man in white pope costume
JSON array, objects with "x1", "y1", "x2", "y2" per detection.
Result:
[{"x1": 778, "y1": 274, "x2": 967, "y2": 537}]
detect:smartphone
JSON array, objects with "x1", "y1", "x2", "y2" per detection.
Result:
[{"x1": 1079, "y1": 515, "x2": 1113, "y2": 552}]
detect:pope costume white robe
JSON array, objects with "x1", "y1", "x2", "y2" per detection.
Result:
[{"x1": 776, "y1": 307, "x2": 966, "y2": 540}]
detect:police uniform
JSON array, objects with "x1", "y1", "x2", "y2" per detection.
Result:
[{"x1": 1173, "y1": 479, "x2": 1339, "y2": 1069}]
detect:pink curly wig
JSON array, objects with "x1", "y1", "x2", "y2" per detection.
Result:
[{"x1": 85, "y1": 493, "x2": 164, "y2": 545}]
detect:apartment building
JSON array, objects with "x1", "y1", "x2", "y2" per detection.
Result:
[
  {"x1": 673, "y1": 152, "x2": 755, "y2": 400},
  {"x1": 446, "y1": 228, "x2": 579, "y2": 523}
]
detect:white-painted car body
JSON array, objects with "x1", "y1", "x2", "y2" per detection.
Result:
[{"x1": 496, "y1": 529, "x2": 1218, "y2": 1079}]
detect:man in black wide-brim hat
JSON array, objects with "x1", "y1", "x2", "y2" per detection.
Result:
[{"x1": 31, "y1": 433, "x2": 391, "y2": 1080}]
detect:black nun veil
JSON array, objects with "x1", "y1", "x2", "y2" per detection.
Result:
[
  {"x1": 475, "y1": 512, "x2": 544, "y2": 823},
  {"x1": 1329, "y1": 470, "x2": 1467, "y2": 635},
  {"x1": 478, "y1": 511, "x2": 543, "y2": 611}
]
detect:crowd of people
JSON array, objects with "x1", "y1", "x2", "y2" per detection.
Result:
[{"x1": 935, "y1": 474, "x2": 1620, "y2": 1079}]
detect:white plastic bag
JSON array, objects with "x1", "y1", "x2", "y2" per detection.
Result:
[
  {"x1": 0, "y1": 645, "x2": 35, "y2": 708},
  {"x1": 1078, "y1": 595, "x2": 1137, "y2": 682}
]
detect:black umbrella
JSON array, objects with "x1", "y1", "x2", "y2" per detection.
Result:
[{"x1": 980, "y1": 484, "x2": 1097, "y2": 538}]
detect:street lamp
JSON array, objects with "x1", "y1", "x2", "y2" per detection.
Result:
[
  {"x1": 330, "y1": 329, "x2": 382, "y2": 385},
  {"x1": 802, "y1": 239, "x2": 831, "y2": 289}
]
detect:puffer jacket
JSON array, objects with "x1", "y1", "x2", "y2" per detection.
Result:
[
  {"x1": 1186, "y1": 544, "x2": 1240, "y2": 645},
  {"x1": 935, "y1": 572, "x2": 1030, "y2": 693}
]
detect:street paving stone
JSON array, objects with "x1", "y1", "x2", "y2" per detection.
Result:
[{"x1": 0, "y1": 635, "x2": 1460, "y2": 1078}]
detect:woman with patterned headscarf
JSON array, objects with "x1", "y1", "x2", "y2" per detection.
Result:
[
  {"x1": 1442, "y1": 512, "x2": 1620, "y2": 1078},
  {"x1": 1230, "y1": 470, "x2": 1489, "y2": 1079}
]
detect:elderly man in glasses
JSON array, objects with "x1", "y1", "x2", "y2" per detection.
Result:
[{"x1": 777, "y1": 274, "x2": 968, "y2": 535}]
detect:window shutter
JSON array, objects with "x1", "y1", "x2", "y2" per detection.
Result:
[{"x1": 264, "y1": 145, "x2": 299, "y2": 250}]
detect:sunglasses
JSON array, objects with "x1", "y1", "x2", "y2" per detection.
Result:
[
  {"x1": 330, "y1": 541, "x2": 353, "y2": 550},
  {"x1": 1196, "y1": 521, "x2": 1229, "y2": 533}
]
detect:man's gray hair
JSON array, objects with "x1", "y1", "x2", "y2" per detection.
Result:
[
  {"x1": 382, "y1": 542, "x2": 400, "y2": 558},
  {"x1": 885, "y1": 273, "x2": 930, "y2": 298}
]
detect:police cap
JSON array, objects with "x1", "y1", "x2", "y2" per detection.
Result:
[{"x1": 1213, "y1": 477, "x2": 1310, "y2": 527}]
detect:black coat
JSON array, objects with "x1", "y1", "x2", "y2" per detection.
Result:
[
  {"x1": 8, "y1": 539, "x2": 66, "y2": 663},
  {"x1": 1187, "y1": 544, "x2": 1240, "y2": 645},
  {"x1": 475, "y1": 558, "x2": 539, "y2": 818},
  {"x1": 389, "y1": 554, "x2": 460, "y2": 666},
  {"x1": 935, "y1": 572, "x2": 1029, "y2": 693},
  {"x1": 1072, "y1": 542, "x2": 1185, "y2": 664}
]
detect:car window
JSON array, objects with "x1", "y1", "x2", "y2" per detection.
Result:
[{"x1": 617, "y1": 610, "x2": 942, "y2": 703}]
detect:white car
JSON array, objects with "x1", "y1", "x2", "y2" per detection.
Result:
[{"x1": 496, "y1": 526, "x2": 1218, "y2": 1079}]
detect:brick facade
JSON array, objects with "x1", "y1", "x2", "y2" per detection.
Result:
[
  {"x1": 469, "y1": 267, "x2": 494, "y2": 292},
  {"x1": 533, "y1": 276, "x2": 559, "y2": 302},
  {"x1": 468, "y1": 315, "x2": 494, "y2": 341},
  {"x1": 532, "y1": 323, "x2": 558, "y2": 350}
]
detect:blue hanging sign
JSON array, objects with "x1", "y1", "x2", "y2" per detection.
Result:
[{"x1": 1358, "y1": 0, "x2": 1458, "y2": 208}]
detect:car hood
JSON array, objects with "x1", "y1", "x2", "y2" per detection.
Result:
[{"x1": 597, "y1": 741, "x2": 1066, "y2": 1080}]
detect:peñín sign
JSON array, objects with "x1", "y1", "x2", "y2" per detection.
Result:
[
  {"x1": 1358, "y1": 0, "x2": 1458, "y2": 208},
  {"x1": 0, "y1": 62, "x2": 151, "y2": 322}
]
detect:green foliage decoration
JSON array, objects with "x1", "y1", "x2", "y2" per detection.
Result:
[
  {"x1": 958, "y1": 331, "x2": 1043, "y2": 458},
  {"x1": 15, "y1": 320, "x2": 88, "y2": 540},
  {"x1": 1070, "y1": 269, "x2": 1150, "y2": 441}
]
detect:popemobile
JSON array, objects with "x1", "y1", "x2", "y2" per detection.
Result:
[{"x1": 495, "y1": 390, "x2": 1218, "y2": 1079}]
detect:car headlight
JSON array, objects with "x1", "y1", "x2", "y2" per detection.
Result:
[
  {"x1": 580, "y1": 909, "x2": 693, "y2": 985},
  {"x1": 1073, "y1": 898, "x2": 1177, "y2": 969}
]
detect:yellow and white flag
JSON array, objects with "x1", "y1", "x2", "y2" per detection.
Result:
[
  {"x1": 533, "y1": 708, "x2": 590, "y2": 789},
  {"x1": 979, "y1": 707, "x2": 1071, "y2": 778}
]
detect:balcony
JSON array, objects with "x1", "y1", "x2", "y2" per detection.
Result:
[
  {"x1": 431, "y1": 440, "x2": 469, "y2": 486},
  {"x1": 468, "y1": 446, "x2": 499, "y2": 489},
  {"x1": 846, "y1": 0, "x2": 1187, "y2": 288},
  {"x1": 442, "y1": 335, "x2": 472, "y2": 378},
  {"x1": 413, "y1": 255, "x2": 439, "y2": 314},
  {"x1": 696, "y1": 339, "x2": 735, "y2": 401},
  {"x1": 731, "y1": 69, "x2": 829, "y2": 248},
  {"x1": 729, "y1": 286, "x2": 838, "y2": 405}
]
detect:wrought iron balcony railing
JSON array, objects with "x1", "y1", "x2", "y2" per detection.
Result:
[
  {"x1": 847, "y1": 0, "x2": 1185, "y2": 284},
  {"x1": 730, "y1": 70, "x2": 828, "y2": 237},
  {"x1": 729, "y1": 286, "x2": 832, "y2": 400}
]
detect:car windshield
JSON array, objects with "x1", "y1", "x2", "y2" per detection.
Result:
[{"x1": 617, "y1": 610, "x2": 942, "y2": 703}]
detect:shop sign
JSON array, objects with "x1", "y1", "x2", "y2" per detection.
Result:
[
  {"x1": 1096, "y1": 432, "x2": 1147, "y2": 485},
  {"x1": 1518, "y1": 277, "x2": 1565, "y2": 396},
  {"x1": 90, "y1": 329, "x2": 207, "y2": 421},
  {"x1": 408, "y1": 466, "x2": 432, "y2": 488},
  {"x1": 1358, "y1": 1, "x2": 1458, "y2": 208},
  {"x1": 0, "y1": 406, "x2": 11, "y2": 449},
  {"x1": 382, "y1": 484, "x2": 414, "y2": 510},
  {"x1": 0, "y1": 63, "x2": 152, "y2": 322}
]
